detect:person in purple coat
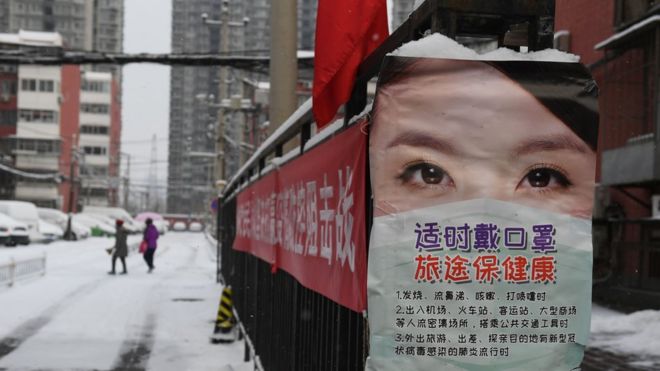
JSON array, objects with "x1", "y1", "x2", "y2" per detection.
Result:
[{"x1": 143, "y1": 218, "x2": 159, "y2": 273}]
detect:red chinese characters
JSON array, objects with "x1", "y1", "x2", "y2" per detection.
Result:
[{"x1": 414, "y1": 255, "x2": 556, "y2": 284}]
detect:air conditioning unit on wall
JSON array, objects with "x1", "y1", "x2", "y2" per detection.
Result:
[{"x1": 652, "y1": 195, "x2": 660, "y2": 219}]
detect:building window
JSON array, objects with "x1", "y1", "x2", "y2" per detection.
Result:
[
  {"x1": 21, "y1": 79, "x2": 36, "y2": 91},
  {"x1": 80, "y1": 166, "x2": 108, "y2": 176},
  {"x1": 0, "y1": 80, "x2": 17, "y2": 99},
  {"x1": 18, "y1": 109, "x2": 58, "y2": 124},
  {"x1": 81, "y1": 80, "x2": 110, "y2": 93},
  {"x1": 615, "y1": 0, "x2": 656, "y2": 27},
  {"x1": 80, "y1": 103, "x2": 110, "y2": 114},
  {"x1": 38, "y1": 80, "x2": 54, "y2": 92},
  {"x1": 80, "y1": 125, "x2": 109, "y2": 135},
  {"x1": 20, "y1": 79, "x2": 54, "y2": 92},
  {"x1": 83, "y1": 146, "x2": 107, "y2": 156},
  {"x1": 0, "y1": 110, "x2": 17, "y2": 124},
  {"x1": 16, "y1": 138, "x2": 60, "y2": 154},
  {"x1": 87, "y1": 188, "x2": 108, "y2": 197}
]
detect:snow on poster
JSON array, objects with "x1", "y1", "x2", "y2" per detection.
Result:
[{"x1": 366, "y1": 54, "x2": 599, "y2": 370}]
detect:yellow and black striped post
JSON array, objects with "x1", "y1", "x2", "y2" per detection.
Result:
[{"x1": 211, "y1": 286, "x2": 236, "y2": 343}]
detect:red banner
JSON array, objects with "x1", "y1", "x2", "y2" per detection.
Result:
[{"x1": 234, "y1": 124, "x2": 368, "y2": 312}]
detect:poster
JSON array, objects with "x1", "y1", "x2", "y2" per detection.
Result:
[{"x1": 366, "y1": 57, "x2": 599, "y2": 370}]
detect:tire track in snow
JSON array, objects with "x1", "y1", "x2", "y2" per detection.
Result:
[
  {"x1": 110, "y1": 242, "x2": 198, "y2": 370},
  {"x1": 110, "y1": 313, "x2": 157, "y2": 371},
  {"x1": 0, "y1": 278, "x2": 106, "y2": 359},
  {"x1": 0, "y1": 242, "x2": 169, "y2": 361}
]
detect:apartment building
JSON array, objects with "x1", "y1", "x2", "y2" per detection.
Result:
[
  {"x1": 79, "y1": 71, "x2": 112, "y2": 207},
  {"x1": 7, "y1": 32, "x2": 64, "y2": 208},
  {"x1": 555, "y1": 0, "x2": 659, "y2": 307}
]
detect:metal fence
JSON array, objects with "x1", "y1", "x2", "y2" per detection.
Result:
[
  {"x1": 221, "y1": 220, "x2": 368, "y2": 370},
  {"x1": 0, "y1": 253, "x2": 47, "y2": 287}
]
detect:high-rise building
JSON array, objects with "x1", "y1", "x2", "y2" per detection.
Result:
[
  {"x1": 0, "y1": 0, "x2": 123, "y2": 209},
  {"x1": 167, "y1": 0, "x2": 318, "y2": 214},
  {"x1": 390, "y1": 0, "x2": 415, "y2": 30},
  {"x1": 298, "y1": 0, "x2": 317, "y2": 51},
  {"x1": 0, "y1": 0, "x2": 123, "y2": 54},
  {"x1": 168, "y1": 0, "x2": 220, "y2": 214}
]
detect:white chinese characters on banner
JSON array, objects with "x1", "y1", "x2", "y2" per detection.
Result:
[{"x1": 236, "y1": 167, "x2": 357, "y2": 272}]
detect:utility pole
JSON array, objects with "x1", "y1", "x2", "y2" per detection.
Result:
[
  {"x1": 123, "y1": 153, "x2": 130, "y2": 211},
  {"x1": 147, "y1": 134, "x2": 157, "y2": 210},
  {"x1": 269, "y1": 0, "x2": 298, "y2": 137},
  {"x1": 202, "y1": 2, "x2": 248, "y2": 185},
  {"x1": 64, "y1": 134, "x2": 78, "y2": 240}
]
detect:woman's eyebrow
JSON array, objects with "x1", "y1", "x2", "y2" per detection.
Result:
[
  {"x1": 386, "y1": 130, "x2": 460, "y2": 156},
  {"x1": 514, "y1": 134, "x2": 589, "y2": 156}
]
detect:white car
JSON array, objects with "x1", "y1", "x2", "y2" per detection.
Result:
[
  {"x1": 172, "y1": 221, "x2": 187, "y2": 231},
  {"x1": 0, "y1": 212, "x2": 30, "y2": 246},
  {"x1": 37, "y1": 208, "x2": 90, "y2": 240},
  {"x1": 188, "y1": 222, "x2": 203, "y2": 232},
  {"x1": 0, "y1": 201, "x2": 40, "y2": 242},
  {"x1": 38, "y1": 219, "x2": 64, "y2": 243}
]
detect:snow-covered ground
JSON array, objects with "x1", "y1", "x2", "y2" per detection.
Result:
[
  {"x1": 590, "y1": 304, "x2": 660, "y2": 367},
  {"x1": 0, "y1": 232, "x2": 248, "y2": 370}
]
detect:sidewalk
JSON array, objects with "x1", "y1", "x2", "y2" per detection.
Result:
[
  {"x1": 582, "y1": 347, "x2": 660, "y2": 370},
  {"x1": 584, "y1": 304, "x2": 660, "y2": 370}
]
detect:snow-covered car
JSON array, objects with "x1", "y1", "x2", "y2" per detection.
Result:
[
  {"x1": 188, "y1": 222, "x2": 203, "y2": 232},
  {"x1": 74, "y1": 214, "x2": 115, "y2": 237},
  {"x1": 38, "y1": 219, "x2": 64, "y2": 243},
  {"x1": 0, "y1": 201, "x2": 40, "y2": 242},
  {"x1": 0, "y1": 214, "x2": 11, "y2": 246},
  {"x1": 0, "y1": 212, "x2": 30, "y2": 246},
  {"x1": 172, "y1": 221, "x2": 187, "y2": 231},
  {"x1": 83, "y1": 206, "x2": 143, "y2": 234},
  {"x1": 37, "y1": 208, "x2": 90, "y2": 240}
]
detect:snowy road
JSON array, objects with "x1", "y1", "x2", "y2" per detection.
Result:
[{"x1": 0, "y1": 232, "x2": 245, "y2": 371}]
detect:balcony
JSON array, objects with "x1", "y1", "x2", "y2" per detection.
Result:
[
  {"x1": 14, "y1": 152, "x2": 59, "y2": 171},
  {"x1": 15, "y1": 182, "x2": 58, "y2": 201}
]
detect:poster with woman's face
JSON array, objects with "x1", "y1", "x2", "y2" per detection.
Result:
[{"x1": 366, "y1": 57, "x2": 599, "y2": 371}]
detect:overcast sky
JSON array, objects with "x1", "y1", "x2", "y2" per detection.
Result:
[{"x1": 121, "y1": 0, "x2": 171, "y2": 194}]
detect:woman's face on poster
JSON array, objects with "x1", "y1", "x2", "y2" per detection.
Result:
[{"x1": 370, "y1": 59, "x2": 596, "y2": 218}]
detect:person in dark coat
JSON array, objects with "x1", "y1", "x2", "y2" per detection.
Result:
[
  {"x1": 109, "y1": 219, "x2": 128, "y2": 275},
  {"x1": 143, "y1": 218, "x2": 159, "y2": 273}
]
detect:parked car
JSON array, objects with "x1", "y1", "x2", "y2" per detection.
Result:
[
  {"x1": 0, "y1": 212, "x2": 30, "y2": 246},
  {"x1": 0, "y1": 201, "x2": 40, "y2": 242},
  {"x1": 37, "y1": 208, "x2": 90, "y2": 240},
  {"x1": 38, "y1": 219, "x2": 64, "y2": 243},
  {"x1": 0, "y1": 214, "x2": 11, "y2": 246},
  {"x1": 188, "y1": 222, "x2": 203, "y2": 232},
  {"x1": 82, "y1": 206, "x2": 143, "y2": 234},
  {"x1": 73, "y1": 214, "x2": 115, "y2": 237},
  {"x1": 172, "y1": 221, "x2": 187, "y2": 231}
]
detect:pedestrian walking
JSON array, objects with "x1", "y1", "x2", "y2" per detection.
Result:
[
  {"x1": 143, "y1": 218, "x2": 159, "y2": 273},
  {"x1": 108, "y1": 219, "x2": 128, "y2": 275}
]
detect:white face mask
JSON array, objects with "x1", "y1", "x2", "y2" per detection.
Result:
[{"x1": 366, "y1": 198, "x2": 592, "y2": 371}]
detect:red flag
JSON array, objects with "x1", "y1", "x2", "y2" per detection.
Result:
[{"x1": 313, "y1": 0, "x2": 389, "y2": 128}]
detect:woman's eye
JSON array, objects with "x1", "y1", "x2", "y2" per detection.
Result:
[
  {"x1": 400, "y1": 163, "x2": 453, "y2": 187},
  {"x1": 522, "y1": 167, "x2": 571, "y2": 189}
]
